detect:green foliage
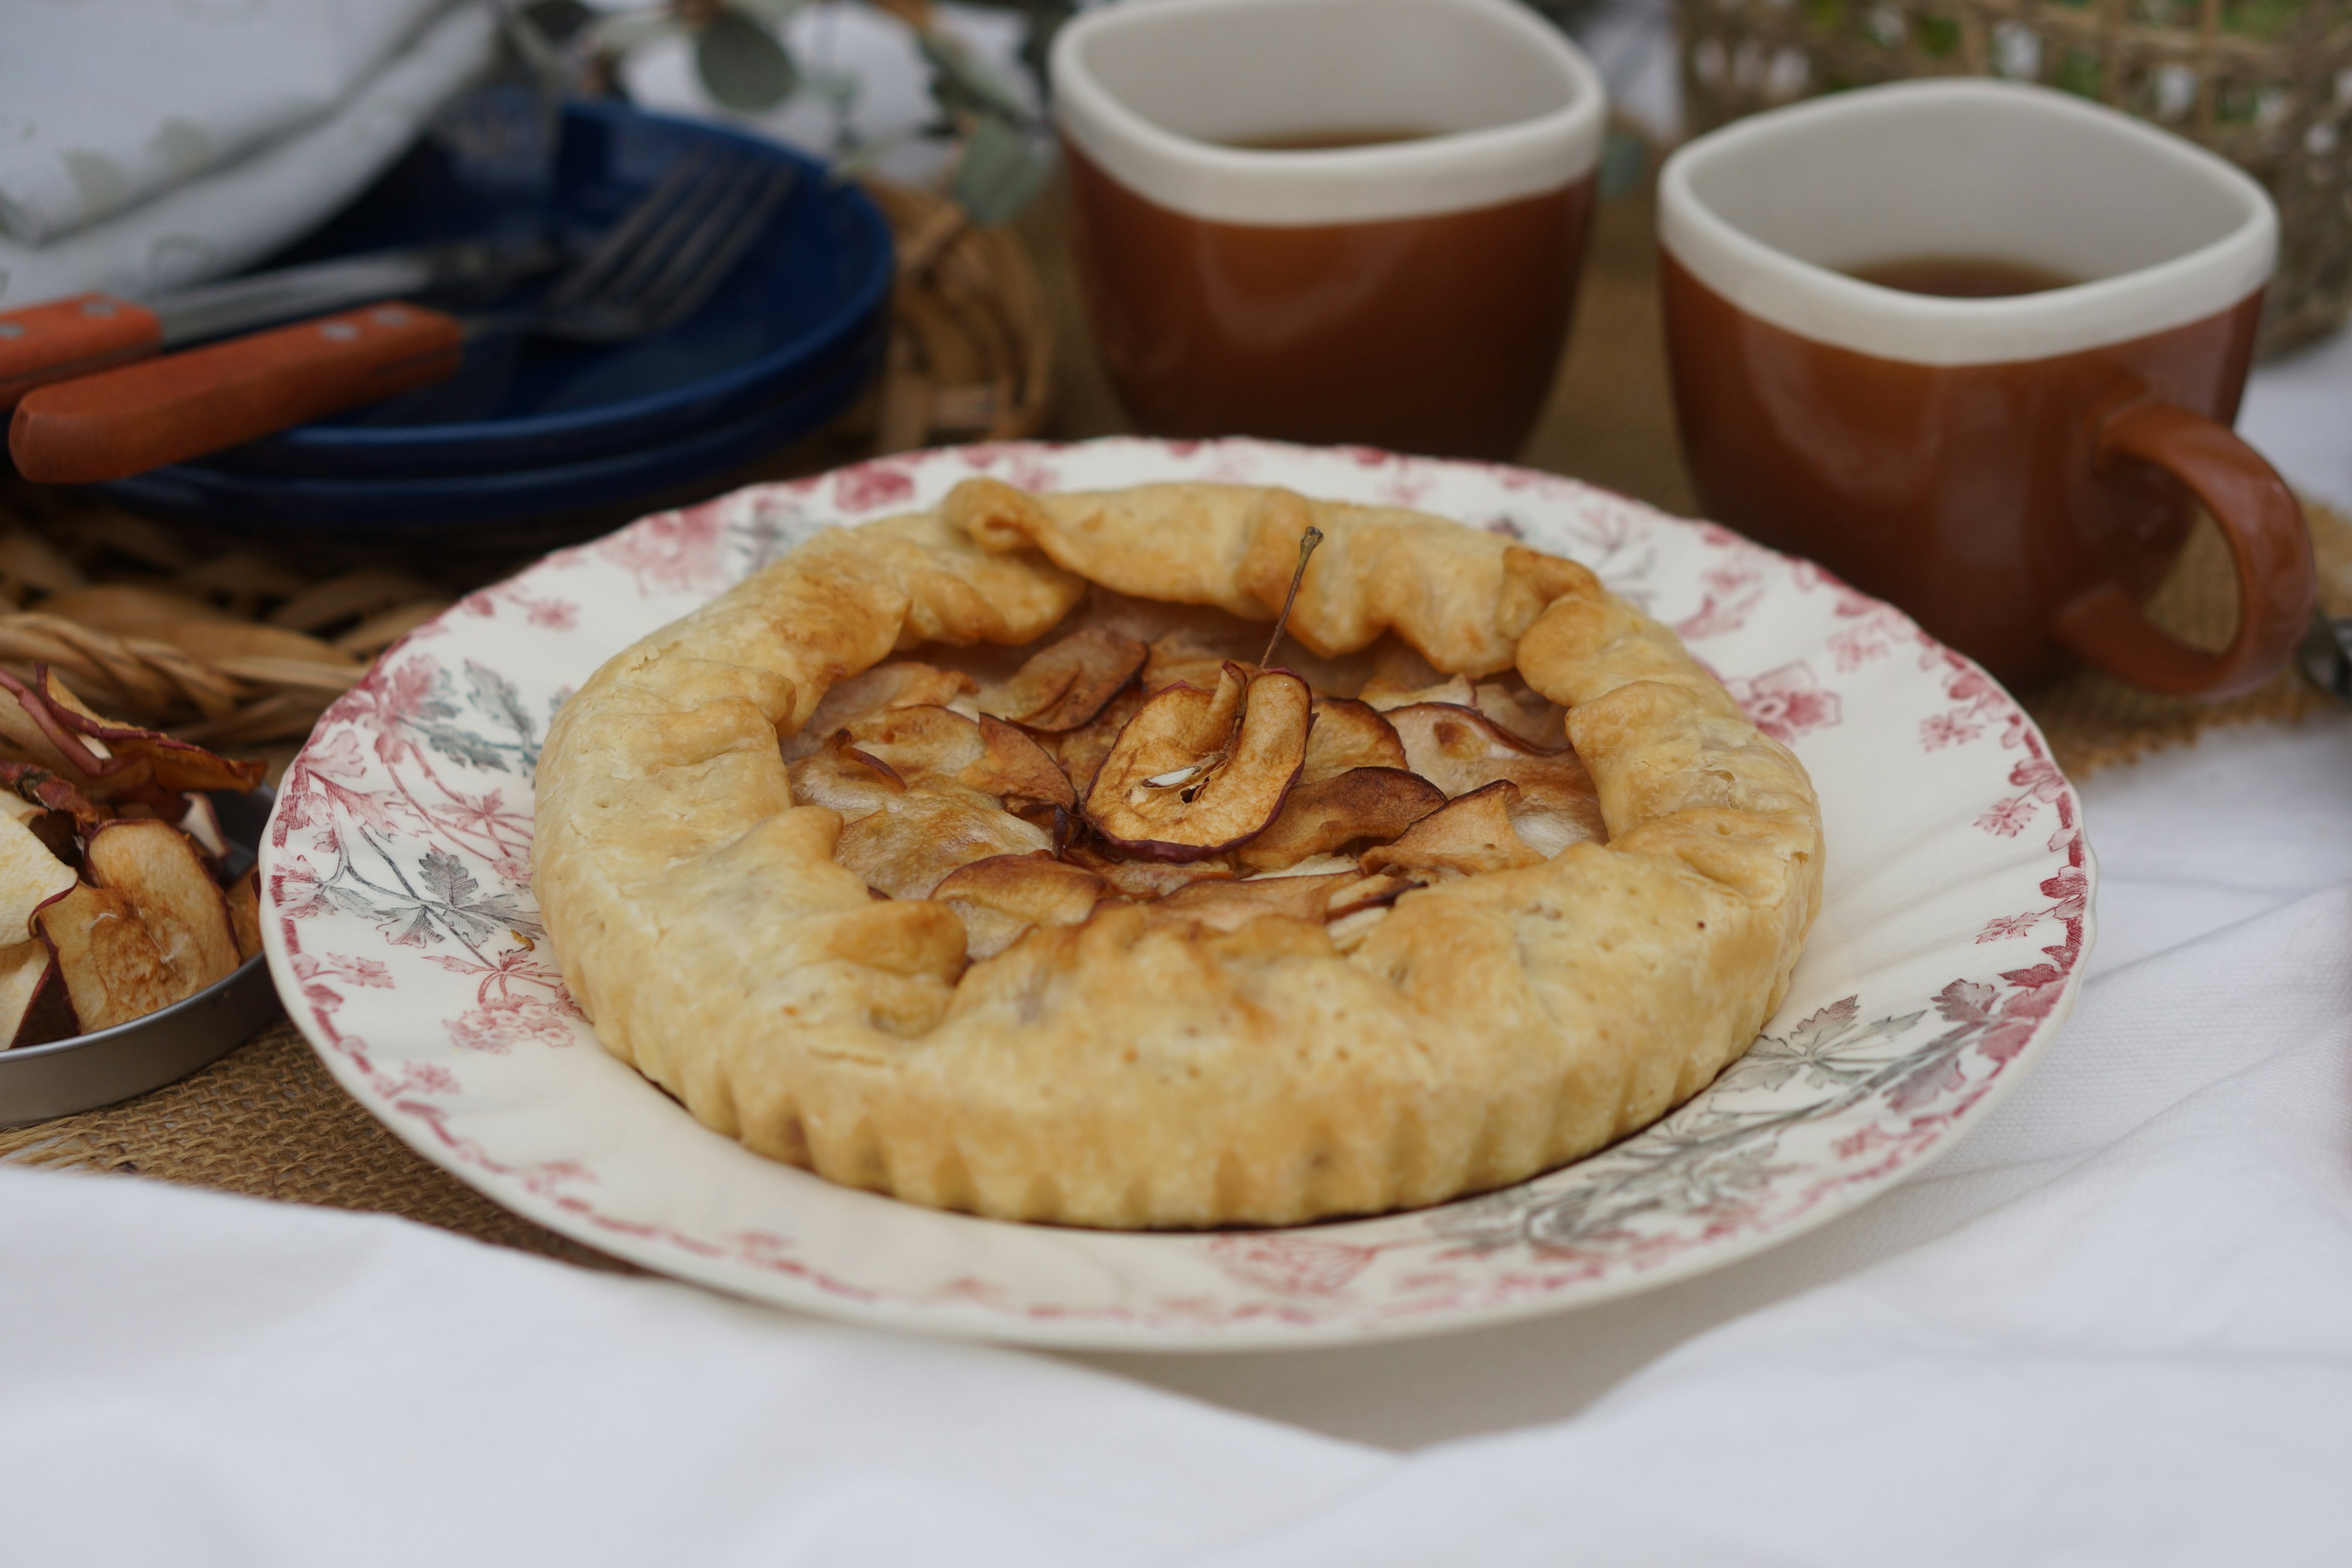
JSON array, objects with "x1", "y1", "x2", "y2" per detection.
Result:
[
  {"x1": 951, "y1": 115, "x2": 1052, "y2": 226},
  {"x1": 695, "y1": 6, "x2": 799, "y2": 111}
]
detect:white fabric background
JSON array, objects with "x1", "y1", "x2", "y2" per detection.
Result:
[
  {"x1": 1, "y1": 349, "x2": 2345, "y2": 1561},
  {"x1": 0, "y1": 0, "x2": 458, "y2": 246},
  {"x1": 0, "y1": 1, "x2": 496, "y2": 308}
]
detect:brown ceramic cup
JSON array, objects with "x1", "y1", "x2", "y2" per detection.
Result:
[
  {"x1": 1660, "y1": 80, "x2": 2313, "y2": 697},
  {"x1": 1050, "y1": 0, "x2": 1605, "y2": 460}
]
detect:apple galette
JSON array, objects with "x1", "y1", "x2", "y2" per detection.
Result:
[{"x1": 533, "y1": 480, "x2": 1823, "y2": 1228}]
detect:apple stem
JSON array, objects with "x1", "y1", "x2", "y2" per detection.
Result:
[{"x1": 1259, "y1": 527, "x2": 1324, "y2": 670}]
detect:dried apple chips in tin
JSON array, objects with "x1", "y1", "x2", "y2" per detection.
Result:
[{"x1": 0, "y1": 666, "x2": 266, "y2": 1048}]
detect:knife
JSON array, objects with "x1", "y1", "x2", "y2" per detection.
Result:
[{"x1": 0, "y1": 235, "x2": 557, "y2": 410}]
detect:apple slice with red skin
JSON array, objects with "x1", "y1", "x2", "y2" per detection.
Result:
[
  {"x1": 29, "y1": 667, "x2": 262, "y2": 799},
  {"x1": 1361, "y1": 781, "x2": 1545, "y2": 878},
  {"x1": 0, "y1": 937, "x2": 78, "y2": 1049},
  {"x1": 227, "y1": 867, "x2": 262, "y2": 963},
  {"x1": 933, "y1": 852, "x2": 1114, "y2": 959},
  {"x1": 1232, "y1": 766, "x2": 1446, "y2": 873},
  {"x1": 0, "y1": 810, "x2": 80, "y2": 943},
  {"x1": 1302, "y1": 697, "x2": 1406, "y2": 784},
  {"x1": 780, "y1": 661, "x2": 979, "y2": 761},
  {"x1": 33, "y1": 881, "x2": 186, "y2": 1030},
  {"x1": 979, "y1": 628, "x2": 1147, "y2": 732},
  {"x1": 1084, "y1": 663, "x2": 1312, "y2": 862},
  {"x1": 85, "y1": 818, "x2": 241, "y2": 997}
]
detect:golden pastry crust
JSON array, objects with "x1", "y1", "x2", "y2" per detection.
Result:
[{"x1": 533, "y1": 480, "x2": 1824, "y2": 1228}]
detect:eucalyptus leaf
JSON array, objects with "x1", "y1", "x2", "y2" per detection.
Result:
[
  {"x1": 951, "y1": 114, "x2": 1050, "y2": 226},
  {"x1": 918, "y1": 32, "x2": 1031, "y2": 122},
  {"x1": 696, "y1": 7, "x2": 799, "y2": 112}
]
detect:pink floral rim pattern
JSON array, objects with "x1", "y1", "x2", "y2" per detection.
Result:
[{"x1": 259, "y1": 439, "x2": 2093, "y2": 1350}]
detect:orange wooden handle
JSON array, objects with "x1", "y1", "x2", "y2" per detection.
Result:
[
  {"x1": 2056, "y1": 399, "x2": 2316, "y2": 701},
  {"x1": 0, "y1": 294, "x2": 164, "y2": 410},
  {"x1": 7, "y1": 303, "x2": 466, "y2": 483}
]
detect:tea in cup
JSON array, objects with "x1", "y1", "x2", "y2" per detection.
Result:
[
  {"x1": 1660, "y1": 79, "x2": 2312, "y2": 696},
  {"x1": 1051, "y1": 0, "x2": 1606, "y2": 460}
]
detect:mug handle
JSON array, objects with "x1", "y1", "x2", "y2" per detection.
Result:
[{"x1": 2052, "y1": 399, "x2": 2315, "y2": 701}]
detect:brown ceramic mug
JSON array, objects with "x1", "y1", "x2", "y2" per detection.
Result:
[
  {"x1": 1050, "y1": 0, "x2": 1605, "y2": 460},
  {"x1": 1660, "y1": 80, "x2": 2313, "y2": 696}
]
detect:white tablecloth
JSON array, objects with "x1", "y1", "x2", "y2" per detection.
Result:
[{"x1": 2, "y1": 351, "x2": 2346, "y2": 1564}]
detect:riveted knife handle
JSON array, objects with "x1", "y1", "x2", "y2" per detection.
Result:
[
  {"x1": 0, "y1": 294, "x2": 164, "y2": 410},
  {"x1": 9, "y1": 303, "x2": 466, "y2": 483}
]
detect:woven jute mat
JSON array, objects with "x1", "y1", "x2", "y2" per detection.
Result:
[{"x1": 4, "y1": 179, "x2": 2343, "y2": 1270}]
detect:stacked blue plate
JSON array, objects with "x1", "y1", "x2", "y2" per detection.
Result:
[{"x1": 99, "y1": 101, "x2": 893, "y2": 547}]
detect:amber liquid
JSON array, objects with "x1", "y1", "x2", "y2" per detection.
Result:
[
  {"x1": 1219, "y1": 126, "x2": 1443, "y2": 151},
  {"x1": 1845, "y1": 255, "x2": 2084, "y2": 298}
]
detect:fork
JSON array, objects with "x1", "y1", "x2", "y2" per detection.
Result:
[{"x1": 8, "y1": 148, "x2": 799, "y2": 485}]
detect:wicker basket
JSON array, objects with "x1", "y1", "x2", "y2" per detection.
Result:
[
  {"x1": 1679, "y1": 0, "x2": 2352, "y2": 355},
  {"x1": 0, "y1": 178, "x2": 1056, "y2": 752}
]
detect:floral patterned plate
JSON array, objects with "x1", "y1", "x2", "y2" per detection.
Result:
[{"x1": 262, "y1": 438, "x2": 2094, "y2": 1351}]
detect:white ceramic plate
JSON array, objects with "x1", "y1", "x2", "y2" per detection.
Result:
[{"x1": 262, "y1": 438, "x2": 2094, "y2": 1350}]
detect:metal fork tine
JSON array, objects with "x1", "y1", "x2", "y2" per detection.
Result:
[
  {"x1": 541, "y1": 146, "x2": 714, "y2": 315},
  {"x1": 627, "y1": 162, "x2": 797, "y2": 333},
  {"x1": 594, "y1": 153, "x2": 755, "y2": 312}
]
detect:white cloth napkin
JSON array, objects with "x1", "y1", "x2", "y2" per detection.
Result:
[
  {"x1": 0, "y1": 1, "x2": 496, "y2": 309},
  {"x1": 5, "y1": 709, "x2": 2351, "y2": 1564}
]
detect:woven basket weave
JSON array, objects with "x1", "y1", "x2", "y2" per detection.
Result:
[{"x1": 1679, "y1": 0, "x2": 2352, "y2": 354}]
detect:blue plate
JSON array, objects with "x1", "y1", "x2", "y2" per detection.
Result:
[
  {"x1": 99, "y1": 315, "x2": 884, "y2": 546},
  {"x1": 168, "y1": 99, "x2": 892, "y2": 481}
]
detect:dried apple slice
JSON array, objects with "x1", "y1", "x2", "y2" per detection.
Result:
[
  {"x1": 840, "y1": 705, "x2": 1075, "y2": 810},
  {"x1": 834, "y1": 790, "x2": 1055, "y2": 899},
  {"x1": 0, "y1": 761, "x2": 104, "y2": 833},
  {"x1": 1302, "y1": 696, "x2": 1406, "y2": 783},
  {"x1": 0, "y1": 937, "x2": 77, "y2": 1049},
  {"x1": 0, "y1": 810, "x2": 79, "y2": 941},
  {"x1": 1084, "y1": 663, "x2": 1310, "y2": 862},
  {"x1": 979, "y1": 628, "x2": 1147, "y2": 732},
  {"x1": 1360, "y1": 672, "x2": 1474, "y2": 711},
  {"x1": 1141, "y1": 870, "x2": 1357, "y2": 933},
  {"x1": 33, "y1": 882, "x2": 185, "y2": 1030},
  {"x1": 1061, "y1": 839, "x2": 1235, "y2": 899},
  {"x1": 85, "y1": 819, "x2": 241, "y2": 997},
  {"x1": 933, "y1": 852, "x2": 1112, "y2": 960},
  {"x1": 1385, "y1": 701, "x2": 1607, "y2": 851},
  {"x1": 177, "y1": 793, "x2": 230, "y2": 864},
  {"x1": 788, "y1": 735, "x2": 907, "y2": 821},
  {"x1": 1045, "y1": 684, "x2": 1148, "y2": 798},
  {"x1": 1232, "y1": 766, "x2": 1446, "y2": 873},
  {"x1": 1360, "y1": 781, "x2": 1544, "y2": 878},
  {"x1": 1472, "y1": 678, "x2": 1568, "y2": 748},
  {"x1": 226, "y1": 867, "x2": 262, "y2": 963},
  {"x1": 1325, "y1": 871, "x2": 1419, "y2": 919},
  {"x1": 1142, "y1": 630, "x2": 1244, "y2": 695},
  {"x1": 0, "y1": 787, "x2": 81, "y2": 869},
  {"x1": 780, "y1": 661, "x2": 979, "y2": 761},
  {"x1": 33, "y1": 668, "x2": 262, "y2": 796}
]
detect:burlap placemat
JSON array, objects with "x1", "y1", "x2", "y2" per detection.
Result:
[{"x1": 4, "y1": 179, "x2": 2342, "y2": 1269}]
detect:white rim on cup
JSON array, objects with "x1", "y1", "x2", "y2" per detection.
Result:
[
  {"x1": 1051, "y1": 0, "x2": 1607, "y2": 228},
  {"x1": 1657, "y1": 78, "x2": 2277, "y2": 366}
]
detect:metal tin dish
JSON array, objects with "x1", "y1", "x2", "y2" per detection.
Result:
[{"x1": 0, "y1": 788, "x2": 279, "y2": 1129}]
